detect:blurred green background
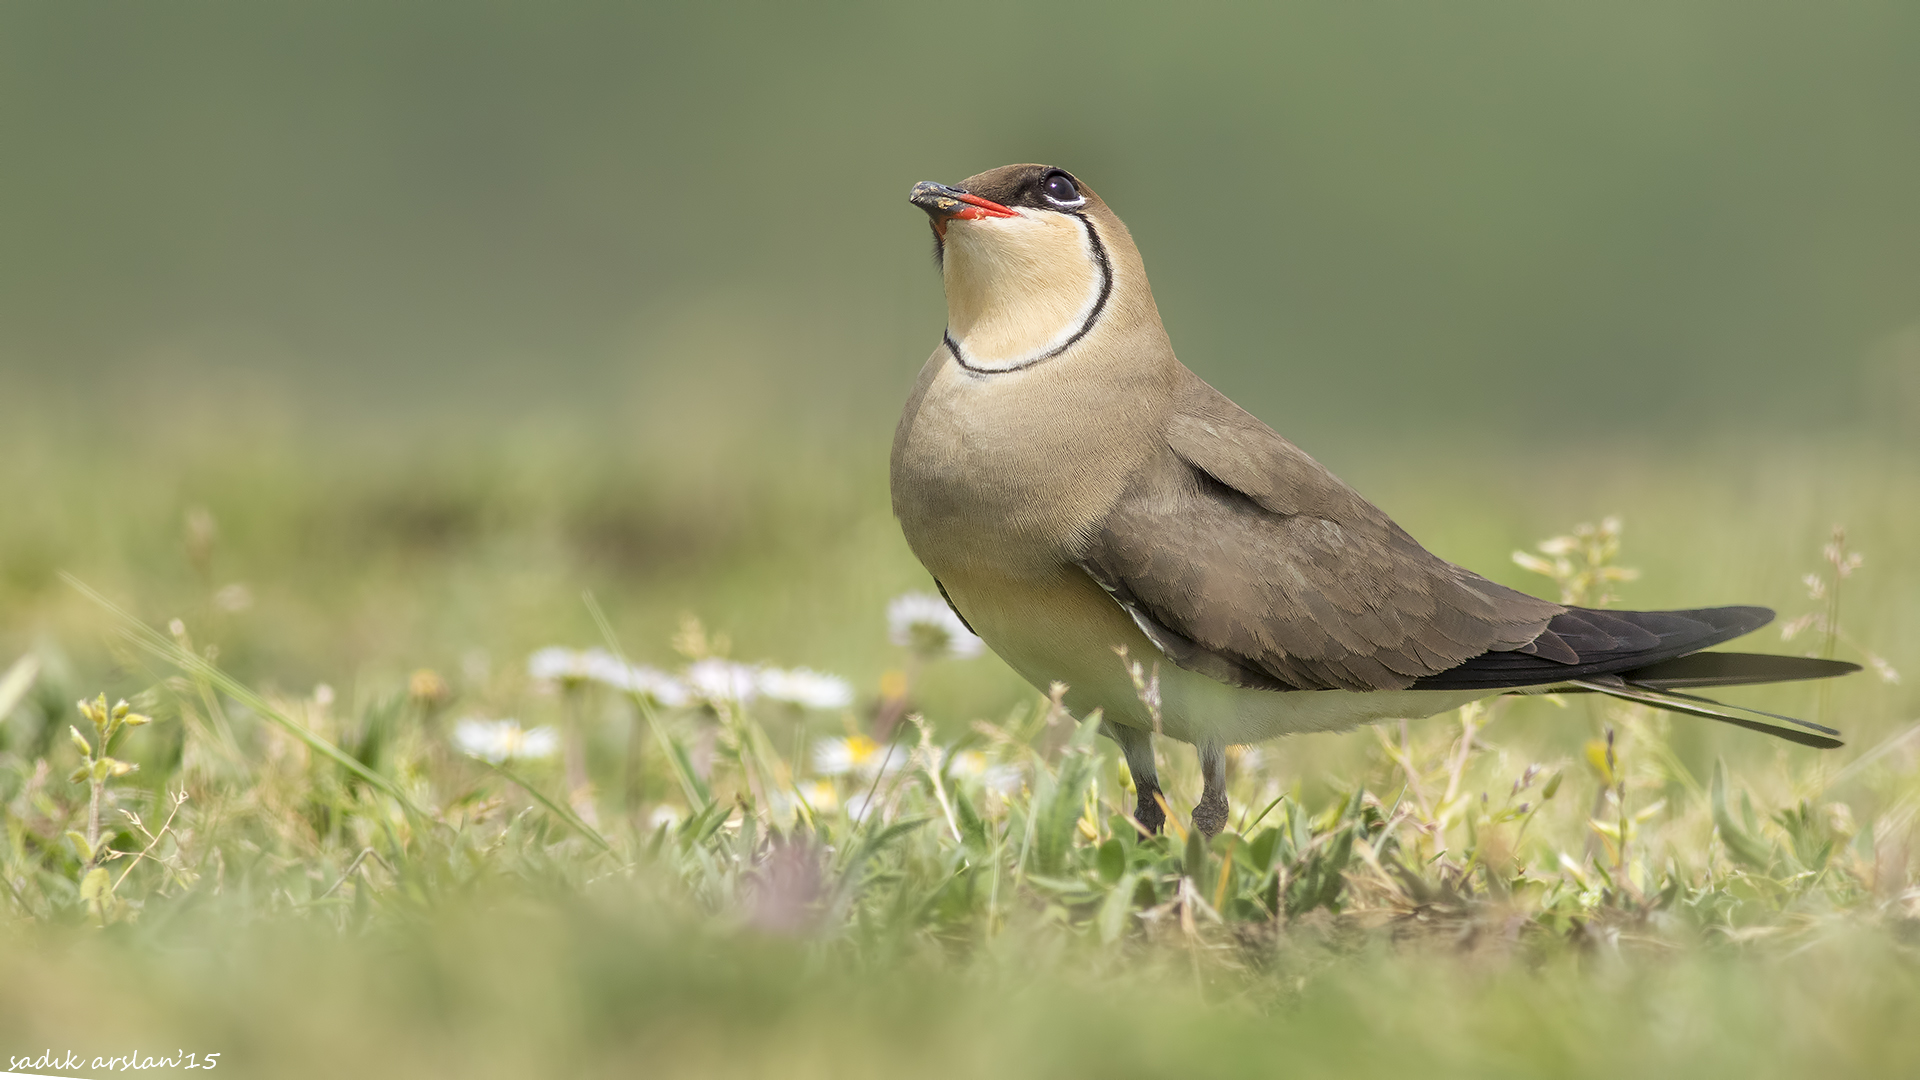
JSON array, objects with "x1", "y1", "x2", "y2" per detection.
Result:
[
  {"x1": 4, "y1": 0, "x2": 1919, "y2": 727},
  {"x1": 5, "y1": 0, "x2": 1919, "y2": 442}
]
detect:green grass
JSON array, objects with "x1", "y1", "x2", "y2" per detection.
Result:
[{"x1": 1, "y1": 413, "x2": 1917, "y2": 1077}]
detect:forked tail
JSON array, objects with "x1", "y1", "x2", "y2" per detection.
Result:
[{"x1": 1552, "y1": 651, "x2": 1858, "y2": 749}]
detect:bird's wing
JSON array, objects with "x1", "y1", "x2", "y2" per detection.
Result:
[{"x1": 1076, "y1": 376, "x2": 1566, "y2": 692}]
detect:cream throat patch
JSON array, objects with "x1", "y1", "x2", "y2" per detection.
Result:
[{"x1": 939, "y1": 210, "x2": 1113, "y2": 373}]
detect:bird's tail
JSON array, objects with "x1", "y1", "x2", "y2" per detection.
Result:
[{"x1": 1548, "y1": 652, "x2": 1857, "y2": 749}]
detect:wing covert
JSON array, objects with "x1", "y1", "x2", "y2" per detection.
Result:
[{"x1": 1077, "y1": 376, "x2": 1565, "y2": 692}]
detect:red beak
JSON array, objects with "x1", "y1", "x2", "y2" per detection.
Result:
[{"x1": 910, "y1": 181, "x2": 1017, "y2": 236}]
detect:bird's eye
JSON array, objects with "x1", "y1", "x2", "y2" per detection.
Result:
[{"x1": 1041, "y1": 173, "x2": 1083, "y2": 207}]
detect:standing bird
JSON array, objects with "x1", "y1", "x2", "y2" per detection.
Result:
[{"x1": 890, "y1": 163, "x2": 1856, "y2": 838}]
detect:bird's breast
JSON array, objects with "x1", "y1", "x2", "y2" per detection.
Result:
[{"x1": 891, "y1": 352, "x2": 1151, "y2": 579}]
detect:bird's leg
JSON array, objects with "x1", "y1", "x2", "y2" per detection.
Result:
[
  {"x1": 1192, "y1": 743, "x2": 1229, "y2": 838},
  {"x1": 1101, "y1": 719, "x2": 1164, "y2": 835}
]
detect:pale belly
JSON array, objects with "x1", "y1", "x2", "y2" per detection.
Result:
[{"x1": 939, "y1": 564, "x2": 1491, "y2": 748}]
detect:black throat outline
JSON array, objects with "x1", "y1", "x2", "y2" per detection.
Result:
[{"x1": 943, "y1": 212, "x2": 1114, "y2": 377}]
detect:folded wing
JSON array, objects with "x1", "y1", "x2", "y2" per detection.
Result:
[{"x1": 1078, "y1": 376, "x2": 1565, "y2": 692}]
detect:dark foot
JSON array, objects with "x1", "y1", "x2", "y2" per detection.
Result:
[
  {"x1": 1134, "y1": 789, "x2": 1166, "y2": 835},
  {"x1": 1191, "y1": 794, "x2": 1228, "y2": 838}
]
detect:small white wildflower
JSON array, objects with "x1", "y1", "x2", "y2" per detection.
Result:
[
  {"x1": 313, "y1": 683, "x2": 335, "y2": 708},
  {"x1": 758, "y1": 667, "x2": 854, "y2": 710},
  {"x1": 453, "y1": 718, "x2": 560, "y2": 764},
  {"x1": 887, "y1": 593, "x2": 985, "y2": 659},
  {"x1": 617, "y1": 664, "x2": 692, "y2": 707},
  {"x1": 528, "y1": 646, "x2": 596, "y2": 683},
  {"x1": 528, "y1": 647, "x2": 690, "y2": 705},
  {"x1": 771, "y1": 779, "x2": 840, "y2": 818},
  {"x1": 844, "y1": 791, "x2": 878, "y2": 822},
  {"x1": 813, "y1": 734, "x2": 884, "y2": 777},
  {"x1": 584, "y1": 650, "x2": 688, "y2": 705},
  {"x1": 648, "y1": 804, "x2": 685, "y2": 831},
  {"x1": 948, "y1": 749, "x2": 1022, "y2": 794},
  {"x1": 583, "y1": 649, "x2": 634, "y2": 687},
  {"x1": 796, "y1": 779, "x2": 837, "y2": 811},
  {"x1": 686, "y1": 658, "x2": 761, "y2": 704}
]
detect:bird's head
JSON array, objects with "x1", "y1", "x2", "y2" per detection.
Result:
[{"x1": 910, "y1": 164, "x2": 1148, "y2": 374}]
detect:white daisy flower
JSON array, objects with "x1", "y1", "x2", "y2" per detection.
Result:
[
  {"x1": 528, "y1": 647, "x2": 691, "y2": 706},
  {"x1": 887, "y1": 593, "x2": 985, "y2": 660},
  {"x1": 453, "y1": 718, "x2": 559, "y2": 764},
  {"x1": 758, "y1": 667, "x2": 854, "y2": 710},
  {"x1": 812, "y1": 734, "x2": 884, "y2": 777},
  {"x1": 527, "y1": 646, "x2": 596, "y2": 683},
  {"x1": 844, "y1": 791, "x2": 878, "y2": 822},
  {"x1": 795, "y1": 779, "x2": 838, "y2": 811},
  {"x1": 770, "y1": 779, "x2": 840, "y2": 818},
  {"x1": 616, "y1": 664, "x2": 692, "y2": 707},
  {"x1": 582, "y1": 649, "x2": 633, "y2": 687},
  {"x1": 948, "y1": 749, "x2": 1023, "y2": 795},
  {"x1": 686, "y1": 658, "x2": 761, "y2": 704},
  {"x1": 587, "y1": 653, "x2": 690, "y2": 706}
]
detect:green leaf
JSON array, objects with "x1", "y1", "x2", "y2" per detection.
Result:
[
  {"x1": 953, "y1": 786, "x2": 989, "y2": 852},
  {"x1": 67, "y1": 831, "x2": 94, "y2": 864},
  {"x1": 1097, "y1": 872, "x2": 1137, "y2": 944},
  {"x1": 1247, "y1": 827, "x2": 1281, "y2": 874},
  {"x1": 1710, "y1": 760, "x2": 1773, "y2": 871},
  {"x1": 1183, "y1": 825, "x2": 1208, "y2": 883},
  {"x1": 832, "y1": 817, "x2": 933, "y2": 911},
  {"x1": 79, "y1": 866, "x2": 110, "y2": 901},
  {"x1": 1096, "y1": 838, "x2": 1126, "y2": 884},
  {"x1": 855, "y1": 817, "x2": 932, "y2": 861},
  {"x1": 1285, "y1": 824, "x2": 1355, "y2": 918},
  {"x1": 1773, "y1": 802, "x2": 1831, "y2": 873},
  {"x1": 1030, "y1": 713, "x2": 1101, "y2": 875}
]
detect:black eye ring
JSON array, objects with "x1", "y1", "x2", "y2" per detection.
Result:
[{"x1": 1040, "y1": 172, "x2": 1085, "y2": 208}]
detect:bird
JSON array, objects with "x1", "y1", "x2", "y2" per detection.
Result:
[{"x1": 889, "y1": 163, "x2": 1858, "y2": 839}]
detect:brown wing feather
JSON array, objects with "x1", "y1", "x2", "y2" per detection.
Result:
[{"x1": 1077, "y1": 375, "x2": 1564, "y2": 692}]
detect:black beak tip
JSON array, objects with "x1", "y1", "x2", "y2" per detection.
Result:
[{"x1": 909, "y1": 180, "x2": 963, "y2": 218}]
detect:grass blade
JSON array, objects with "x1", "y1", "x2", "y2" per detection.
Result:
[
  {"x1": 62, "y1": 573, "x2": 429, "y2": 823},
  {"x1": 482, "y1": 760, "x2": 615, "y2": 854},
  {"x1": 0, "y1": 652, "x2": 40, "y2": 720}
]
